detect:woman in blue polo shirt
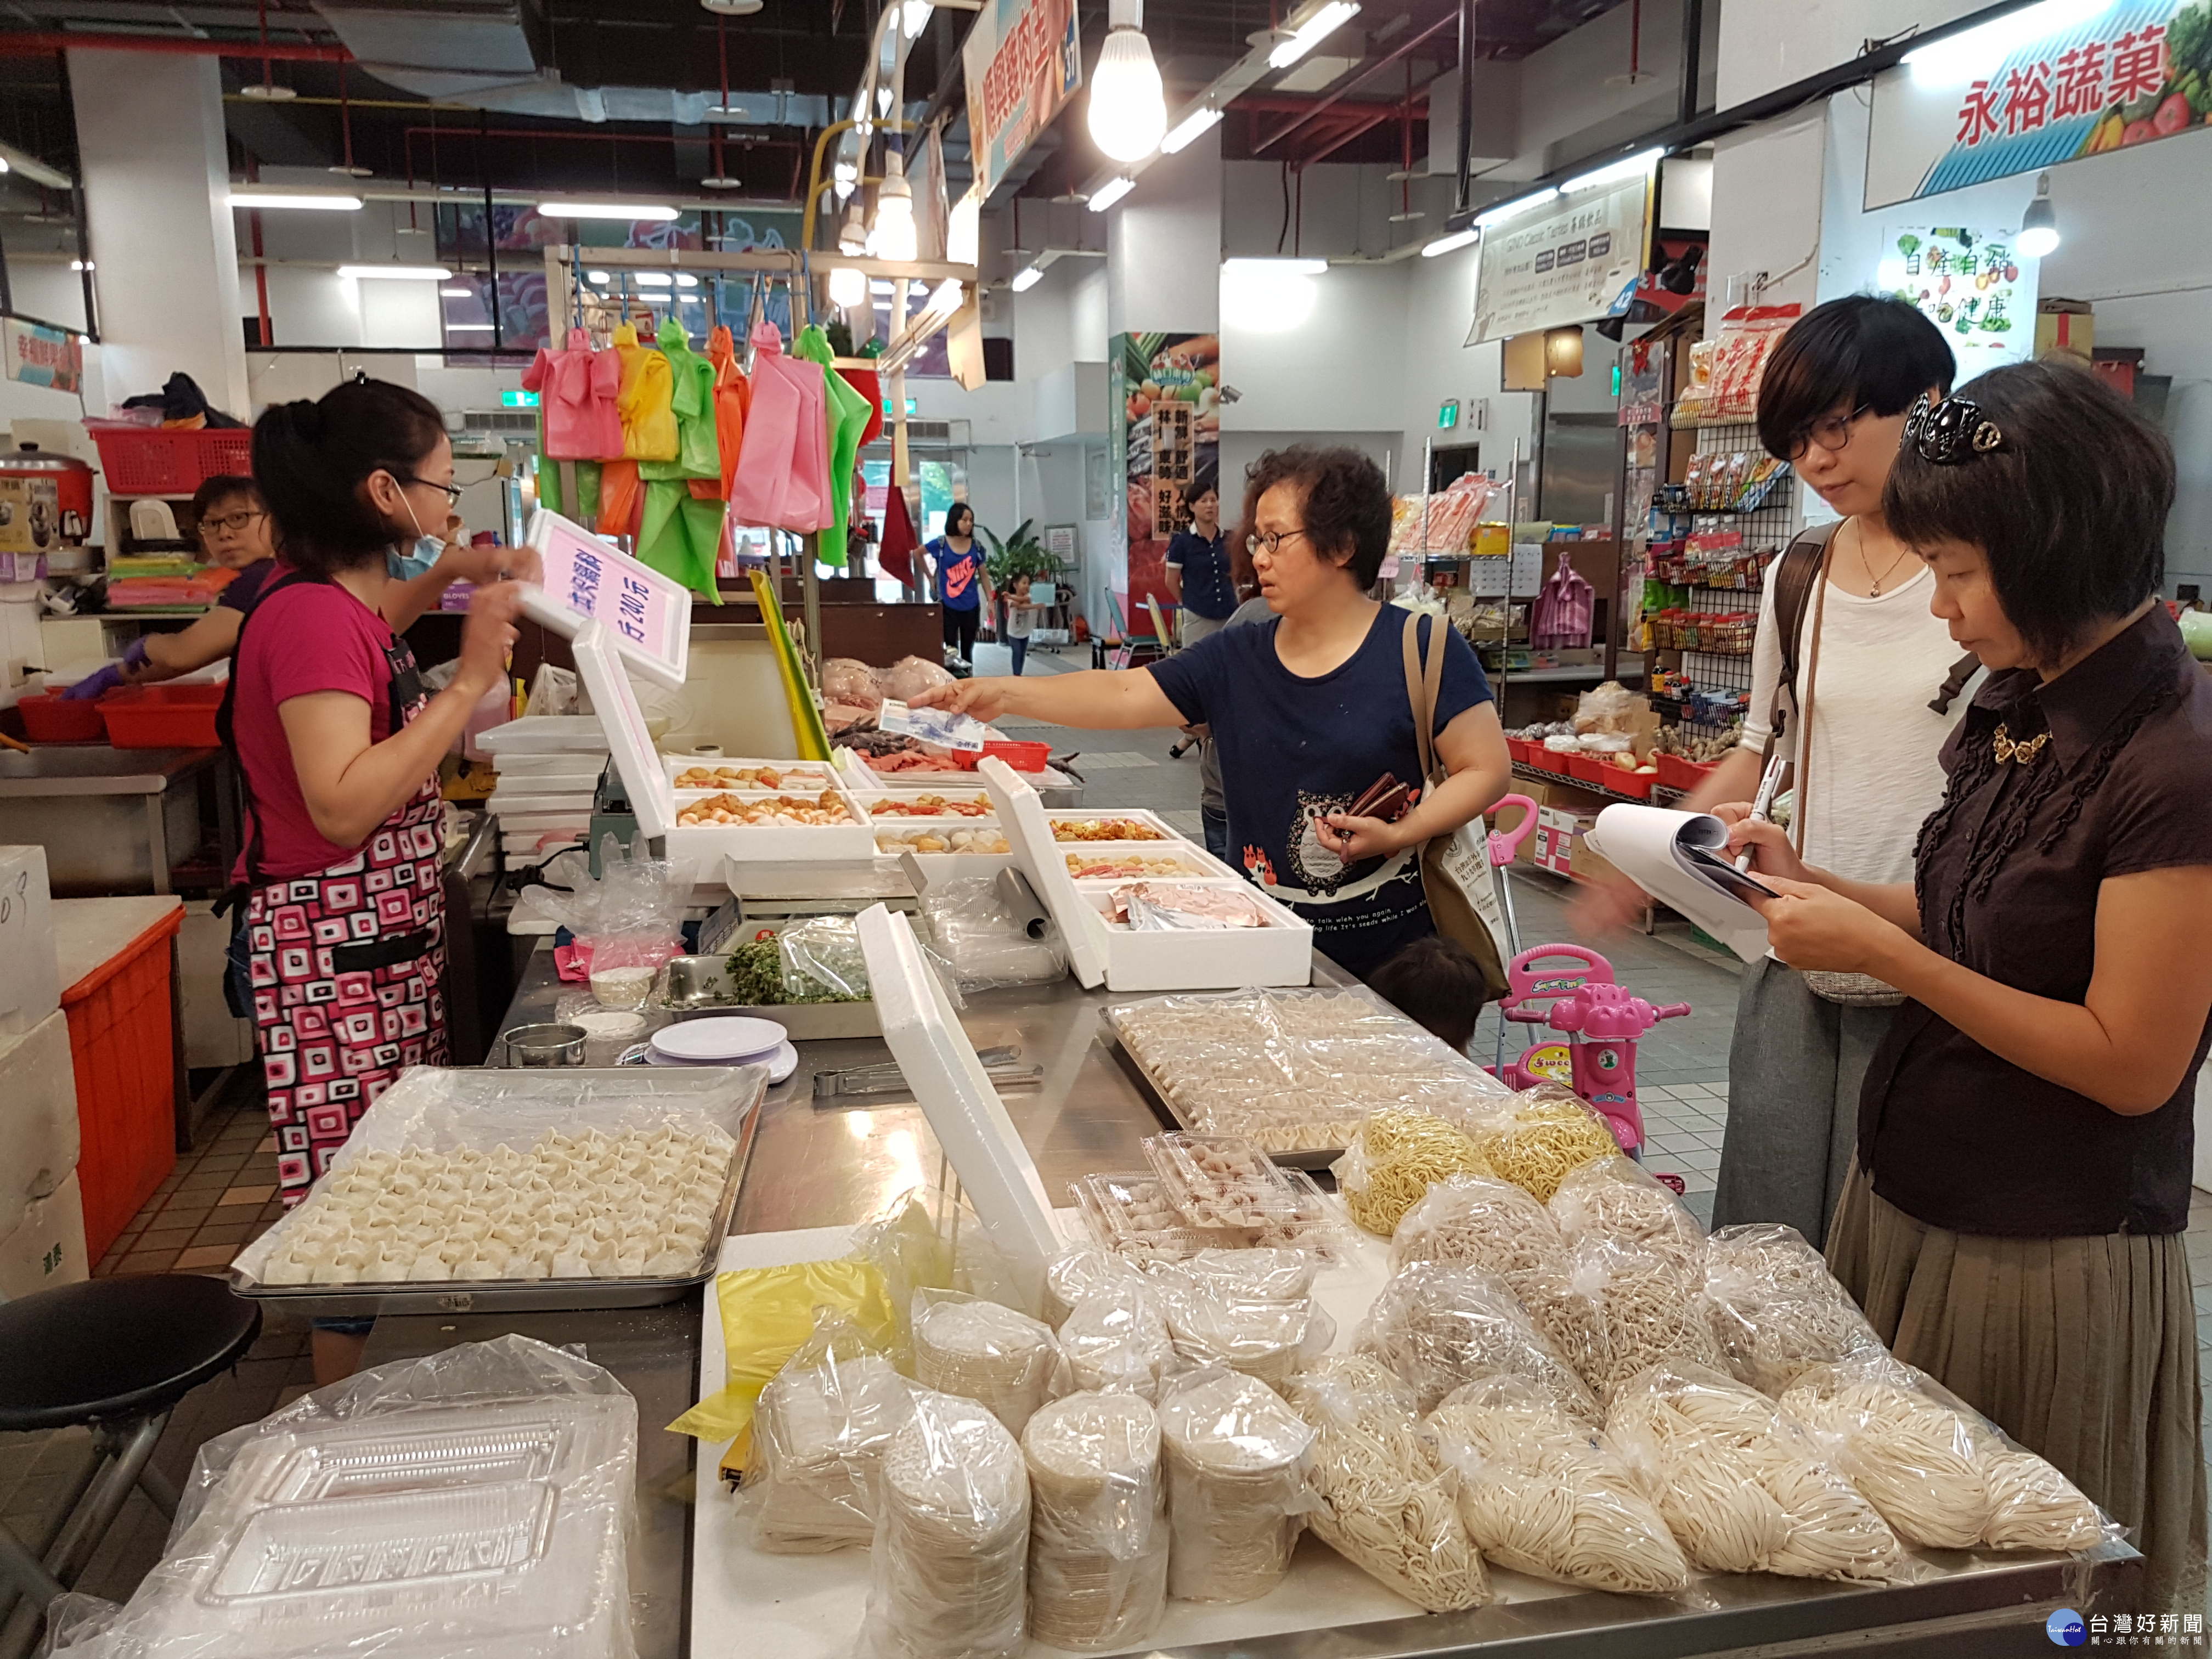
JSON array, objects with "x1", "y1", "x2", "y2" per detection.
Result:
[{"x1": 1164, "y1": 473, "x2": 1237, "y2": 646}]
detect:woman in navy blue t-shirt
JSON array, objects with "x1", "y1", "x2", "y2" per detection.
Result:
[{"x1": 912, "y1": 445, "x2": 1511, "y2": 978}]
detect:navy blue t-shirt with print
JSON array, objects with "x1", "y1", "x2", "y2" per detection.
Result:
[
  {"x1": 1148, "y1": 604, "x2": 1492, "y2": 978},
  {"x1": 1165, "y1": 528, "x2": 1238, "y2": 620}
]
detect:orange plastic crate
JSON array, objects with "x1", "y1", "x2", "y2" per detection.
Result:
[{"x1": 64, "y1": 907, "x2": 183, "y2": 1262}]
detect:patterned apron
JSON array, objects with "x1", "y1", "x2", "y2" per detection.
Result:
[{"x1": 221, "y1": 573, "x2": 450, "y2": 1203}]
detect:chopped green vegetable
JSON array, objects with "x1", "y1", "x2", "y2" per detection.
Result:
[{"x1": 726, "y1": 940, "x2": 787, "y2": 1005}]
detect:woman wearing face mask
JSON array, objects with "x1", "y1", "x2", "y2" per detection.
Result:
[
  {"x1": 224, "y1": 380, "x2": 534, "y2": 1224},
  {"x1": 913, "y1": 445, "x2": 1511, "y2": 980},
  {"x1": 1728, "y1": 362, "x2": 2212, "y2": 1598},
  {"x1": 1577, "y1": 296, "x2": 1973, "y2": 1248}
]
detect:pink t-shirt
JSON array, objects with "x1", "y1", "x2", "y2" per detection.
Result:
[{"x1": 232, "y1": 579, "x2": 408, "y2": 880}]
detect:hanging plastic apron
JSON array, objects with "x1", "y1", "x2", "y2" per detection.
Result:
[{"x1": 216, "y1": 571, "x2": 450, "y2": 1204}]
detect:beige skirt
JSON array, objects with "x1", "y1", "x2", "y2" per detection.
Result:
[{"x1": 1827, "y1": 1163, "x2": 2207, "y2": 1599}]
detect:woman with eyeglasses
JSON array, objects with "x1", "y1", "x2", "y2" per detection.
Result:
[
  {"x1": 1729, "y1": 360, "x2": 2211, "y2": 1595},
  {"x1": 222, "y1": 381, "x2": 536, "y2": 1306},
  {"x1": 913, "y1": 444, "x2": 1511, "y2": 980},
  {"x1": 1580, "y1": 295, "x2": 1974, "y2": 1249}
]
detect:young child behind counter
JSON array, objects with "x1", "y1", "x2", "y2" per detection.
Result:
[{"x1": 1367, "y1": 935, "x2": 1488, "y2": 1056}]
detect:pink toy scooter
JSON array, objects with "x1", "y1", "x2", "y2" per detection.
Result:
[{"x1": 1494, "y1": 944, "x2": 1689, "y2": 1158}]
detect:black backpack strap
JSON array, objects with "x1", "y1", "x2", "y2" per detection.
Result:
[{"x1": 217, "y1": 568, "x2": 326, "y2": 893}]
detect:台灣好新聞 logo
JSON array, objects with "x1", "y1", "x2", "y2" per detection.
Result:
[{"x1": 2047, "y1": 1609, "x2": 2086, "y2": 1646}]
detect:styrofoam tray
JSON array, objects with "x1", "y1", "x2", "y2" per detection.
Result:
[
  {"x1": 475, "y1": 716, "x2": 610, "y2": 756},
  {"x1": 669, "y1": 782, "x2": 877, "y2": 861},
  {"x1": 665, "y1": 754, "x2": 840, "y2": 791}
]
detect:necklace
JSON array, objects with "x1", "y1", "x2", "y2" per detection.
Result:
[
  {"x1": 1991, "y1": 723, "x2": 2051, "y2": 765},
  {"x1": 1854, "y1": 521, "x2": 1915, "y2": 597}
]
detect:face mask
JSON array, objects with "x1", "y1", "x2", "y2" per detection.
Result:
[{"x1": 388, "y1": 535, "x2": 443, "y2": 580}]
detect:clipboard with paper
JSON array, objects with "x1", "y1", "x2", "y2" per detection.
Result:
[{"x1": 1583, "y1": 804, "x2": 1774, "y2": 963}]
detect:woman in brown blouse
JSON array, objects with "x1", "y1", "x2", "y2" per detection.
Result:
[{"x1": 1729, "y1": 359, "x2": 2211, "y2": 1595}]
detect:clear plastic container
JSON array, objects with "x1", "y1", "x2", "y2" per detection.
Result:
[
  {"x1": 1078, "y1": 1173, "x2": 1251, "y2": 1261},
  {"x1": 1141, "y1": 1133, "x2": 1305, "y2": 1227}
]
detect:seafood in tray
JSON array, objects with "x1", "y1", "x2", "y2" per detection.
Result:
[
  {"x1": 1105, "y1": 987, "x2": 1513, "y2": 1158},
  {"x1": 674, "y1": 763, "x2": 832, "y2": 790},
  {"x1": 1051, "y1": 817, "x2": 1169, "y2": 843},
  {"x1": 677, "y1": 791, "x2": 857, "y2": 827},
  {"x1": 1101, "y1": 882, "x2": 1272, "y2": 929},
  {"x1": 863, "y1": 793, "x2": 995, "y2": 818},
  {"x1": 874, "y1": 825, "x2": 1011, "y2": 855},
  {"x1": 1065, "y1": 851, "x2": 1212, "y2": 880}
]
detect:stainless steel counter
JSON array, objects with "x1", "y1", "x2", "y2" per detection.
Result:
[{"x1": 0, "y1": 746, "x2": 236, "y2": 894}]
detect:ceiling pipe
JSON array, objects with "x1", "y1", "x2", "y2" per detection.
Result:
[
  {"x1": 0, "y1": 31, "x2": 351, "y2": 59},
  {"x1": 1251, "y1": 10, "x2": 1452, "y2": 155}
]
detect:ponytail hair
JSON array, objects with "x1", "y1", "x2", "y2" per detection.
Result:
[{"x1": 251, "y1": 377, "x2": 445, "y2": 578}]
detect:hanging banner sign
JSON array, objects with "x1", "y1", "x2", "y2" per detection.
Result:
[
  {"x1": 1866, "y1": 0, "x2": 2212, "y2": 208},
  {"x1": 1875, "y1": 223, "x2": 2042, "y2": 373},
  {"x1": 4, "y1": 320, "x2": 83, "y2": 396},
  {"x1": 961, "y1": 0, "x2": 1084, "y2": 198},
  {"x1": 521, "y1": 508, "x2": 693, "y2": 690},
  {"x1": 1469, "y1": 173, "x2": 1652, "y2": 345}
]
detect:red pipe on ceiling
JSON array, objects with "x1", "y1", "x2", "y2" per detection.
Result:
[
  {"x1": 1251, "y1": 10, "x2": 1453, "y2": 154},
  {"x1": 0, "y1": 30, "x2": 351, "y2": 59}
]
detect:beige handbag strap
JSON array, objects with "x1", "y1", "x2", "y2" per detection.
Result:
[{"x1": 1401, "y1": 612, "x2": 1448, "y2": 788}]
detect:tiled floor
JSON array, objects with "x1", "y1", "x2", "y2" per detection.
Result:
[{"x1": 92, "y1": 1077, "x2": 288, "y2": 1279}]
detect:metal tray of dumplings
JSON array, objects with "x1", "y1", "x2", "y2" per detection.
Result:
[{"x1": 223, "y1": 1067, "x2": 765, "y2": 1317}]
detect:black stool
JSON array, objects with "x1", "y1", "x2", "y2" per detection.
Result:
[{"x1": 0, "y1": 1276, "x2": 261, "y2": 1657}]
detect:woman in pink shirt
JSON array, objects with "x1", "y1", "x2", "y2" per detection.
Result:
[{"x1": 221, "y1": 380, "x2": 531, "y2": 1299}]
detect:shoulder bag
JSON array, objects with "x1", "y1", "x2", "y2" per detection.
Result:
[{"x1": 1401, "y1": 612, "x2": 1512, "y2": 1003}]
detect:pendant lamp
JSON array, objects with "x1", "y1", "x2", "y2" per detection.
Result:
[
  {"x1": 873, "y1": 153, "x2": 918, "y2": 262},
  {"x1": 1088, "y1": 0, "x2": 1166, "y2": 162}
]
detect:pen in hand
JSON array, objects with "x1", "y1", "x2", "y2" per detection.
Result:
[{"x1": 1736, "y1": 747, "x2": 1789, "y2": 873}]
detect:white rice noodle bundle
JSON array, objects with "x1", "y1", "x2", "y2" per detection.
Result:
[
  {"x1": 1780, "y1": 1357, "x2": 2113, "y2": 1554},
  {"x1": 1279, "y1": 1356, "x2": 1491, "y2": 1612},
  {"x1": 1155, "y1": 1368, "x2": 1316, "y2": 1604},
  {"x1": 1606, "y1": 1363, "x2": 1907, "y2": 1582},
  {"x1": 1354, "y1": 1260, "x2": 1600, "y2": 1422},
  {"x1": 1426, "y1": 1374, "x2": 1690, "y2": 1596}
]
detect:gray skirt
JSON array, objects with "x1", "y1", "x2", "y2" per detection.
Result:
[{"x1": 1827, "y1": 1163, "x2": 2208, "y2": 1599}]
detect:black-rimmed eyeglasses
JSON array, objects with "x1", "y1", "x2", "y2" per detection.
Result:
[
  {"x1": 1244, "y1": 527, "x2": 1313, "y2": 557},
  {"x1": 1786, "y1": 404, "x2": 1872, "y2": 461}
]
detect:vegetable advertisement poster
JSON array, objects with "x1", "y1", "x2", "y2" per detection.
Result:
[
  {"x1": 1108, "y1": 331, "x2": 1221, "y2": 616},
  {"x1": 1876, "y1": 224, "x2": 2041, "y2": 375}
]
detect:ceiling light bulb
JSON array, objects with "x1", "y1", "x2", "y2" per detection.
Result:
[
  {"x1": 538, "y1": 200, "x2": 681, "y2": 221},
  {"x1": 675, "y1": 273, "x2": 699, "y2": 288},
  {"x1": 872, "y1": 156, "x2": 918, "y2": 262},
  {"x1": 1268, "y1": 0, "x2": 1359, "y2": 69},
  {"x1": 925, "y1": 278, "x2": 964, "y2": 317},
  {"x1": 1161, "y1": 105, "x2": 1222, "y2": 154},
  {"x1": 2018, "y1": 172, "x2": 2061, "y2": 257},
  {"x1": 838, "y1": 206, "x2": 870, "y2": 258},
  {"x1": 1087, "y1": 175, "x2": 1136, "y2": 212},
  {"x1": 833, "y1": 158, "x2": 859, "y2": 185},
  {"x1": 1421, "y1": 227, "x2": 1479, "y2": 257},
  {"x1": 1011, "y1": 263, "x2": 1045, "y2": 292},
  {"x1": 587, "y1": 269, "x2": 612, "y2": 283},
  {"x1": 634, "y1": 272, "x2": 674, "y2": 287},
  {"x1": 336, "y1": 264, "x2": 453, "y2": 280},
  {"x1": 829, "y1": 264, "x2": 868, "y2": 308},
  {"x1": 901, "y1": 0, "x2": 933, "y2": 36},
  {"x1": 1088, "y1": 0, "x2": 1166, "y2": 163}
]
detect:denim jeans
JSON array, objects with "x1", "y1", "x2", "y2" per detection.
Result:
[
  {"x1": 1009, "y1": 636, "x2": 1028, "y2": 675},
  {"x1": 1202, "y1": 806, "x2": 1231, "y2": 866}
]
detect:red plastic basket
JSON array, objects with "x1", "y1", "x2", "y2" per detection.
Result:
[
  {"x1": 100, "y1": 683, "x2": 223, "y2": 749},
  {"x1": 19, "y1": 688, "x2": 109, "y2": 743},
  {"x1": 1565, "y1": 753, "x2": 1609, "y2": 785},
  {"x1": 952, "y1": 738, "x2": 1053, "y2": 773},
  {"x1": 88, "y1": 426, "x2": 254, "y2": 498},
  {"x1": 1655, "y1": 753, "x2": 1717, "y2": 792},
  {"x1": 64, "y1": 907, "x2": 183, "y2": 1261},
  {"x1": 1604, "y1": 765, "x2": 1656, "y2": 799}
]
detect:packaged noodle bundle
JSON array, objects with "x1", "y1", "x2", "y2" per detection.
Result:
[
  {"x1": 1156, "y1": 1368, "x2": 1316, "y2": 1603},
  {"x1": 1280, "y1": 1356, "x2": 1491, "y2": 1611},
  {"x1": 1568, "y1": 1238, "x2": 1729, "y2": 1405},
  {"x1": 1333, "y1": 1108, "x2": 1491, "y2": 1237},
  {"x1": 1355, "y1": 1260, "x2": 1600, "y2": 1421},
  {"x1": 912, "y1": 1295, "x2": 1058, "y2": 1438},
  {"x1": 1390, "y1": 1173, "x2": 1607, "y2": 1377},
  {"x1": 1548, "y1": 1156, "x2": 1707, "y2": 1266},
  {"x1": 1161, "y1": 1286, "x2": 1333, "y2": 1389},
  {"x1": 1606, "y1": 1362, "x2": 1906, "y2": 1581},
  {"x1": 1057, "y1": 1288, "x2": 1180, "y2": 1401},
  {"x1": 1470, "y1": 1089, "x2": 1620, "y2": 1204},
  {"x1": 1779, "y1": 1356, "x2": 2114, "y2": 1553},
  {"x1": 1043, "y1": 1244, "x2": 1150, "y2": 1327},
  {"x1": 747, "y1": 1313, "x2": 918, "y2": 1553},
  {"x1": 1022, "y1": 1391, "x2": 1170, "y2": 1650},
  {"x1": 865, "y1": 1389, "x2": 1032, "y2": 1659},
  {"x1": 1702, "y1": 1224, "x2": 1886, "y2": 1397},
  {"x1": 1426, "y1": 1375, "x2": 1691, "y2": 1596}
]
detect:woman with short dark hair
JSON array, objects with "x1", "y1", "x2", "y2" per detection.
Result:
[
  {"x1": 1731, "y1": 359, "x2": 2212, "y2": 1594},
  {"x1": 924, "y1": 501, "x2": 989, "y2": 668},
  {"x1": 915, "y1": 444, "x2": 1511, "y2": 979},
  {"x1": 1582, "y1": 294, "x2": 1973, "y2": 1248}
]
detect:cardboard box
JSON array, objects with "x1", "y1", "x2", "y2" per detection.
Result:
[
  {"x1": 0, "y1": 1169, "x2": 87, "y2": 1300},
  {"x1": 1531, "y1": 805, "x2": 1598, "y2": 876},
  {"x1": 2036, "y1": 298, "x2": 2092, "y2": 364}
]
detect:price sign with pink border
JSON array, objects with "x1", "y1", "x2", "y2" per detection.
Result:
[{"x1": 521, "y1": 507, "x2": 691, "y2": 690}]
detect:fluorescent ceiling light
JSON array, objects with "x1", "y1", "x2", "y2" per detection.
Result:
[
  {"x1": 870, "y1": 279, "x2": 898, "y2": 296},
  {"x1": 1223, "y1": 256, "x2": 1325, "y2": 275},
  {"x1": 337, "y1": 264, "x2": 453, "y2": 280},
  {"x1": 445, "y1": 323, "x2": 495, "y2": 331},
  {"x1": 586, "y1": 269, "x2": 612, "y2": 284},
  {"x1": 538, "y1": 200, "x2": 680, "y2": 221},
  {"x1": 1087, "y1": 176, "x2": 1136, "y2": 212},
  {"x1": 231, "y1": 191, "x2": 362, "y2": 212},
  {"x1": 1562, "y1": 148, "x2": 1664, "y2": 193},
  {"x1": 901, "y1": 0, "x2": 932, "y2": 36},
  {"x1": 1421, "y1": 228, "x2": 1479, "y2": 257},
  {"x1": 1473, "y1": 187, "x2": 1558, "y2": 228},
  {"x1": 634, "y1": 272, "x2": 674, "y2": 287},
  {"x1": 1011, "y1": 263, "x2": 1045, "y2": 292},
  {"x1": 1268, "y1": 0, "x2": 1358, "y2": 69},
  {"x1": 440, "y1": 286, "x2": 472, "y2": 297},
  {"x1": 1162, "y1": 105, "x2": 1223, "y2": 154},
  {"x1": 675, "y1": 273, "x2": 700, "y2": 288},
  {"x1": 1901, "y1": 0, "x2": 2103, "y2": 86}
]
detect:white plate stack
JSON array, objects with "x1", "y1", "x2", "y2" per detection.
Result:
[
  {"x1": 647, "y1": 1016, "x2": 798, "y2": 1083},
  {"x1": 479, "y1": 718, "x2": 612, "y2": 862}
]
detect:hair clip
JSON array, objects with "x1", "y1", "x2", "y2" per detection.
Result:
[{"x1": 1905, "y1": 393, "x2": 2003, "y2": 465}]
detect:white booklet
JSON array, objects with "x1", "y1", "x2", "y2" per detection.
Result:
[{"x1": 1583, "y1": 803, "x2": 1774, "y2": 963}]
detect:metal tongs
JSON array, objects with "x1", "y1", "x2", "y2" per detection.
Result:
[{"x1": 811, "y1": 1044, "x2": 1041, "y2": 1101}]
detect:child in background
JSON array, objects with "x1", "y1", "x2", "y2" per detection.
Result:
[
  {"x1": 1002, "y1": 582, "x2": 1037, "y2": 675},
  {"x1": 1367, "y1": 935, "x2": 1488, "y2": 1055}
]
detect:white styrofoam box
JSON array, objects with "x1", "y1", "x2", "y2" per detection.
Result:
[
  {"x1": 868, "y1": 818, "x2": 1014, "y2": 883},
  {"x1": 179, "y1": 901, "x2": 253, "y2": 1069},
  {"x1": 664, "y1": 753, "x2": 838, "y2": 789},
  {"x1": 487, "y1": 793, "x2": 595, "y2": 817},
  {"x1": 668, "y1": 783, "x2": 876, "y2": 862},
  {"x1": 0, "y1": 1009, "x2": 76, "y2": 1209},
  {"x1": 0, "y1": 1169, "x2": 87, "y2": 1301},
  {"x1": 0, "y1": 846, "x2": 59, "y2": 1038},
  {"x1": 475, "y1": 716, "x2": 611, "y2": 755},
  {"x1": 492, "y1": 811, "x2": 594, "y2": 833},
  {"x1": 489, "y1": 751, "x2": 608, "y2": 780},
  {"x1": 984, "y1": 759, "x2": 1310, "y2": 991}
]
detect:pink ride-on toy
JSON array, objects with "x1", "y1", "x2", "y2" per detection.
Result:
[{"x1": 1493, "y1": 944, "x2": 1689, "y2": 1173}]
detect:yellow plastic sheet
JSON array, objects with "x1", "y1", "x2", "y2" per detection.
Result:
[{"x1": 664, "y1": 1255, "x2": 894, "y2": 1459}]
